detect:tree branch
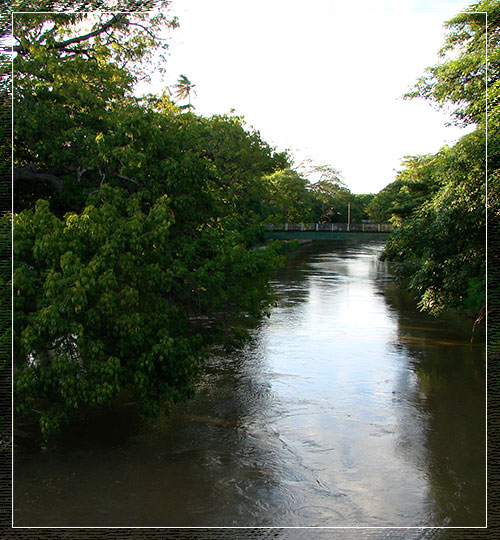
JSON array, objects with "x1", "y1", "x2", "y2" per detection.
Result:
[
  {"x1": 125, "y1": 21, "x2": 167, "y2": 41},
  {"x1": 11, "y1": 14, "x2": 126, "y2": 54},
  {"x1": 111, "y1": 170, "x2": 153, "y2": 193},
  {"x1": 14, "y1": 166, "x2": 65, "y2": 191}
]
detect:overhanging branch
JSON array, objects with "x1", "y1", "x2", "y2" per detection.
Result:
[
  {"x1": 14, "y1": 166, "x2": 65, "y2": 191},
  {"x1": 10, "y1": 14, "x2": 126, "y2": 54}
]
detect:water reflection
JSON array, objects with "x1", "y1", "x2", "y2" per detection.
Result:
[
  {"x1": 14, "y1": 240, "x2": 485, "y2": 527},
  {"x1": 377, "y1": 270, "x2": 485, "y2": 527}
]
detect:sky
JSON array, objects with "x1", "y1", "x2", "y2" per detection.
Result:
[{"x1": 136, "y1": 0, "x2": 478, "y2": 194}]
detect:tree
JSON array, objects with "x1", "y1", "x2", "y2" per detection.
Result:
[
  {"x1": 309, "y1": 179, "x2": 351, "y2": 223},
  {"x1": 12, "y1": 11, "x2": 178, "y2": 214},
  {"x1": 382, "y1": 0, "x2": 495, "y2": 322},
  {"x1": 350, "y1": 193, "x2": 375, "y2": 223},
  {"x1": 264, "y1": 169, "x2": 318, "y2": 223},
  {"x1": 404, "y1": 0, "x2": 499, "y2": 126},
  {"x1": 384, "y1": 130, "x2": 486, "y2": 317},
  {"x1": 13, "y1": 12, "x2": 287, "y2": 438},
  {"x1": 14, "y1": 187, "x2": 284, "y2": 435},
  {"x1": 197, "y1": 113, "x2": 288, "y2": 241},
  {"x1": 367, "y1": 154, "x2": 442, "y2": 225},
  {"x1": 172, "y1": 74, "x2": 197, "y2": 110}
]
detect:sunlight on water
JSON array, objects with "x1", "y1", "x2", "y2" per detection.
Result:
[{"x1": 14, "y1": 240, "x2": 485, "y2": 528}]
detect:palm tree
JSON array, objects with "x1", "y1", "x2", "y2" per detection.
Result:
[{"x1": 173, "y1": 74, "x2": 197, "y2": 109}]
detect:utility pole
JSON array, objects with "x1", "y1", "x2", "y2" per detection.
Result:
[{"x1": 347, "y1": 202, "x2": 351, "y2": 232}]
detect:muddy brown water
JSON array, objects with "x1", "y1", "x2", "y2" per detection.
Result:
[{"x1": 14, "y1": 240, "x2": 485, "y2": 528}]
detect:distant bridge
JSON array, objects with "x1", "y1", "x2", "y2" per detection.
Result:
[{"x1": 263, "y1": 223, "x2": 393, "y2": 240}]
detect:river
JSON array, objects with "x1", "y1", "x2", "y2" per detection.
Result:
[{"x1": 14, "y1": 240, "x2": 485, "y2": 529}]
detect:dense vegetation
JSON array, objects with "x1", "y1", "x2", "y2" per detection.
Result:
[
  {"x1": 370, "y1": 0, "x2": 496, "y2": 325},
  {"x1": 11, "y1": 8, "x2": 377, "y2": 438},
  {"x1": 11, "y1": 0, "x2": 492, "y2": 438},
  {"x1": 264, "y1": 166, "x2": 374, "y2": 224},
  {"x1": 12, "y1": 10, "x2": 284, "y2": 437}
]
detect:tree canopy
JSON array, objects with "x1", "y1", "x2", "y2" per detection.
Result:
[
  {"x1": 366, "y1": 154, "x2": 443, "y2": 225},
  {"x1": 263, "y1": 165, "x2": 373, "y2": 225},
  {"x1": 404, "y1": 0, "x2": 499, "y2": 126},
  {"x1": 12, "y1": 11, "x2": 290, "y2": 437},
  {"x1": 12, "y1": 1, "x2": 489, "y2": 438},
  {"x1": 381, "y1": 0, "x2": 494, "y2": 325}
]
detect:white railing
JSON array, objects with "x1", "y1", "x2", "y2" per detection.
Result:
[{"x1": 265, "y1": 223, "x2": 393, "y2": 232}]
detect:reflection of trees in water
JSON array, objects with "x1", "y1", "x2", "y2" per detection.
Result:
[
  {"x1": 148, "y1": 338, "x2": 304, "y2": 526},
  {"x1": 205, "y1": 242, "x2": 485, "y2": 526},
  {"x1": 377, "y1": 274, "x2": 486, "y2": 526},
  {"x1": 15, "y1": 333, "x2": 300, "y2": 525},
  {"x1": 15, "y1": 241, "x2": 486, "y2": 527},
  {"x1": 266, "y1": 243, "x2": 485, "y2": 527}
]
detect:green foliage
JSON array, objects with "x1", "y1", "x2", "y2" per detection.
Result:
[
  {"x1": 264, "y1": 167, "x2": 372, "y2": 225},
  {"x1": 264, "y1": 169, "x2": 318, "y2": 223},
  {"x1": 375, "y1": 0, "x2": 499, "y2": 325},
  {"x1": 383, "y1": 122, "x2": 488, "y2": 319},
  {"x1": 172, "y1": 74, "x2": 196, "y2": 109},
  {"x1": 14, "y1": 187, "x2": 284, "y2": 437},
  {"x1": 12, "y1": 11, "x2": 177, "y2": 214},
  {"x1": 7, "y1": 1, "x2": 169, "y2": 11},
  {"x1": 13, "y1": 12, "x2": 287, "y2": 437},
  {"x1": 350, "y1": 193, "x2": 375, "y2": 222},
  {"x1": 309, "y1": 179, "x2": 351, "y2": 223},
  {"x1": 380, "y1": 0, "x2": 497, "y2": 322},
  {"x1": 0, "y1": 212, "x2": 11, "y2": 372},
  {"x1": 384, "y1": 186, "x2": 486, "y2": 317},
  {"x1": 367, "y1": 154, "x2": 445, "y2": 225},
  {"x1": 404, "y1": 0, "x2": 498, "y2": 126}
]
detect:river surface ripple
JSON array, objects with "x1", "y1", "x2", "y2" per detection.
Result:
[{"x1": 14, "y1": 240, "x2": 486, "y2": 527}]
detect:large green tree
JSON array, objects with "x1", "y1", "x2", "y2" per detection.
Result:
[
  {"x1": 263, "y1": 163, "x2": 368, "y2": 225},
  {"x1": 13, "y1": 11, "x2": 287, "y2": 437},
  {"x1": 350, "y1": 193, "x2": 375, "y2": 223},
  {"x1": 382, "y1": 0, "x2": 496, "y2": 323},
  {"x1": 309, "y1": 179, "x2": 351, "y2": 223},
  {"x1": 404, "y1": 0, "x2": 499, "y2": 127},
  {"x1": 384, "y1": 130, "x2": 486, "y2": 316},
  {"x1": 13, "y1": 11, "x2": 177, "y2": 213}
]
